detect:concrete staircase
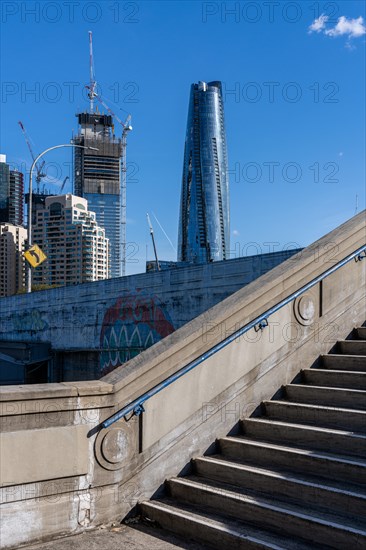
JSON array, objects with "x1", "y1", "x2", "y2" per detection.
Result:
[{"x1": 140, "y1": 326, "x2": 366, "y2": 549}]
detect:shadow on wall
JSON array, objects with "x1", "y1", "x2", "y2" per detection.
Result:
[{"x1": 99, "y1": 289, "x2": 176, "y2": 376}]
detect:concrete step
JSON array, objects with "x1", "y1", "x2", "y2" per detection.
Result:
[
  {"x1": 284, "y1": 383, "x2": 366, "y2": 410},
  {"x1": 218, "y1": 436, "x2": 366, "y2": 486},
  {"x1": 263, "y1": 400, "x2": 366, "y2": 433},
  {"x1": 193, "y1": 456, "x2": 366, "y2": 520},
  {"x1": 337, "y1": 340, "x2": 366, "y2": 355},
  {"x1": 140, "y1": 499, "x2": 330, "y2": 550},
  {"x1": 166, "y1": 477, "x2": 366, "y2": 550},
  {"x1": 321, "y1": 354, "x2": 366, "y2": 372},
  {"x1": 241, "y1": 418, "x2": 366, "y2": 457},
  {"x1": 355, "y1": 327, "x2": 366, "y2": 340},
  {"x1": 303, "y1": 368, "x2": 366, "y2": 390}
]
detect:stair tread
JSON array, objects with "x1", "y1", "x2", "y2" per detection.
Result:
[
  {"x1": 221, "y1": 435, "x2": 366, "y2": 466},
  {"x1": 337, "y1": 339, "x2": 366, "y2": 343},
  {"x1": 195, "y1": 455, "x2": 366, "y2": 497},
  {"x1": 243, "y1": 417, "x2": 366, "y2": 439},
  {"x1": 264, "y1": 399, "x2": 366, "y2": 414},
  {"x1": 287, "y1": 383, "x2": 366, "y2": 395},
  {"x1": 168, "y1": 475, "x2": 366, "y2": 532},
  {"x1": 320, "y1": 355, "x2": 366, "y2": 371},
  {"x1": 322, "y1": 353, "x2": 366, "y2": 359},
  {"x1": 355, "y1": 327, "x2": 366, "y2": 340},
  {"x1": 141, "y1": 499, "x2": 331, "y2": 550},
  {"x1": 305, "y1": 368, "x2": 366, "y2": 374}
]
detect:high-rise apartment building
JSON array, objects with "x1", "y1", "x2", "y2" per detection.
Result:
[
  {"x1": 73, "y1": 113, "x2": 122, "y2": 278},
  {"x1": 0, "y1": 223, "x2": 27, "y2": 297},
  {"x1": 0, "y1": 155, "x2": 24, "y2": 226},
  {"x1": 33, "y1": 194, "x2": 109, "y2": 287},
  {"x1": 178, "y1": 81, "x2": 230, "y2": 264},
  {"x1": 9, "y1": 171, "x2": 24, "y2": 226},
  {"x1": 0, "y1": 155, "x2": 10, "y2": 223}
]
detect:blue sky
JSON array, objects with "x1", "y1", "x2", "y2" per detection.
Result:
[{"x1": 1, "y1": 0, "x2": 365, "y2": 274}]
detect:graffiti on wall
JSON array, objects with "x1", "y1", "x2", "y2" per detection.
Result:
[
  {"x1": 99, "y1": 289, "x2": 175, "y2": 376},
  {"x1": 10, "y1": 309, "x2": 49, "y2": 333}
]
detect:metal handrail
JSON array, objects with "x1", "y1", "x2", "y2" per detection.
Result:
[{"x1": 102, "y1": 244, "x2": 366, "y2": 429}]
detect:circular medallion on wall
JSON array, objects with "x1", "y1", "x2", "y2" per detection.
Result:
[
  {"x1": 94, "y1": 419, "x2": 137, "y2": 471},
  {"x1": 293, "y1": 292, "x2": 318, "y2": 326}
]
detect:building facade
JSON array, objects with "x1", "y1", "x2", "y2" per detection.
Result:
[
  {"x1": 25, "y1": 192, "x2": 54, "y2": 226},
  {"x1": 0, "y1": 155, "x2": 24, "y2": 226},
  {"x1": 0, "y1": 223, "x2": 27, "y2": 297},
  {"x1": 9, "y1": 170, "x2": 24, "y2": 226},
  {"x1": 73, "y1": 113, "x2": 122, "y2": 278},
  {"x1": 0, "y1": 155, "x2": 10, "y2": 223},
  {"x1": 178, "y1": 81, "x2": 230, "y2": 264},
  {"x1": 32, "y1": 194, "x2": 109, "y2": 287}
]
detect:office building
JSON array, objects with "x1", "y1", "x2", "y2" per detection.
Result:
[
  {"x1": 9, "y1": 170, "x2": 24, "y2": 226},
  {"x1": 25, "y1": 192, "x2": 55, "y2": 226},
  {"x1": 0, "y1": 155, "x2": 24, "y2": 226},
  {"x1": 0, "y1": 223, "x2": 27, "y2": 297},
  {"x1": 33, "y1": 194, "x2": 109, "y2": 287},
  {"x1": 73, "y1": 113, "x2": 122, "y2": 278},
  {"x1": 178, "y1": 81, "x2": 230, "y2": 264}
]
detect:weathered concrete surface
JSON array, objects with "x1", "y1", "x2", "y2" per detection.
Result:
[
  {"x1": 0, "y1": 211, "x2": 365, "y2": 549},
  {"x1": 0, "y1": 250, "x2": 300, "y2": 380},
  {"x1": 22, "y1": 524, "x2": 209, "y2": 549},
  {"x1": 0, "y1": 425, "x2": 90, "y2": 485}
]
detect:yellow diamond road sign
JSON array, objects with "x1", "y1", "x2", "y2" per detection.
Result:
[{"x1": 24, "y1": 244, "x2": 47, "y2": 268}]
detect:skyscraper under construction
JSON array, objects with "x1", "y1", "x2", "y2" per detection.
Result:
[
  {"x1": 178, "y1": 81, "x2": 230, "y2": 264},
  {"x1": 73, "y1": 113, "x2": 122, "y2": 278}
]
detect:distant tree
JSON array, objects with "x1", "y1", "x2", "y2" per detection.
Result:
[{"x1": 16, "y1": 284, "x2": 62, "y2": 294}]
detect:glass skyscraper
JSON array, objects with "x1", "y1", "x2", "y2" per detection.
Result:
[{"x1": 178, "y1": 81, "x2": 230, "y2": 264}]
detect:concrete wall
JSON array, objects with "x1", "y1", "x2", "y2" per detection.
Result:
[
  {"x1": 0, "y1": 211, "x2": 365, "y2": 548},
  {"x1": 0, "y1": 250, "x2": 299, "y2": 379}
]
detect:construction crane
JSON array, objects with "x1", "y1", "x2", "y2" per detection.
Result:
[
  {"x1": 85, "y1": 31, "x2": 132, "y2": 277},
  {"x1": 18, "y1": 121, "x2": 46, "y2": 192},
  {"x1": 147, "y1": 213, "x2": 160, "y2": 271},
  {"x1": 60, "y1": 176, "x2": 69, "y2": 194},
  {"x1": 88, "y1": 30, "x2": 97, "y2": 113}
]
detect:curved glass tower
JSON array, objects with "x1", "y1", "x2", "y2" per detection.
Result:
[{"x1": 178, "y1": 81, "x2": 230, "y2": 264}]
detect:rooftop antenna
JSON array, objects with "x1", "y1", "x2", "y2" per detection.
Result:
[
  {"x1": 355, "y1": 194, "x2": 359, "y2": 215},
  {"x1": 147, "y1": 213, "x2": 161, "y2": 271}
]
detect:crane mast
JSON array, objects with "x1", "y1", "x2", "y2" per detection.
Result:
[
  {"x1": 85, "y1": 31, "x2": 132, "y2": 277},
  {"x1": 147, "y1": 213, "x2": 160, "y2": 271},
  {"x1": 18, "y1": 121, "x2": 46, "y2": 192},
  {"x1": 88, "y1": 31, "x2": 97, "y2": 114}
]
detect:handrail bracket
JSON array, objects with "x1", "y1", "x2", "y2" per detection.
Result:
[
  {"x1": 355, "y1": 251, "x2": 366, "y2": 262},
  {"x1": 254, "y1": 319, "x2": 269, "y2": 332}
]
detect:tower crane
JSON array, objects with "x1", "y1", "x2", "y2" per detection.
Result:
[
  {"x1": 18, "y1": 121, "x2": 46, "y2": 192},
  {"x1": 147, "y1": 213, "x2": 161, "y2": 271},
  {"x1": 60, "y1": 176, "x2": 69, "y2": 194},
  {"x1": 87, "y1": 31, "x2": 97, "y2": 114},
  {"x1": 85, "y1": 31, "x2": 132, "y2": 277}
]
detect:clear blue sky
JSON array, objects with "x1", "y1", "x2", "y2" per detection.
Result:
[{"x1": 1, "y1": 0, "x2": 365, "y2": 274}]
